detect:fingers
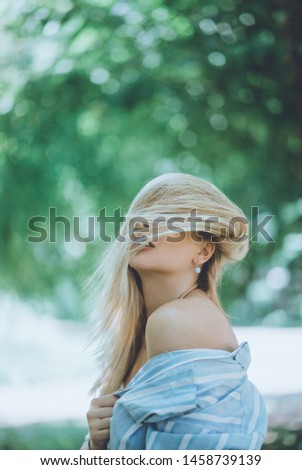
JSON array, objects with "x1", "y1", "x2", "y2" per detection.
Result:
[
  {"x1": 87, "y1": 406, "x2": 115, "y2": 420},
  {"x1": 86, "y1": 393, "x2": 118, "y2": 424},
  {"x1": 97, "y1": 417, "x2": 111, "y2": 430},
  {"x1": 89, "y1": 417, "x2": 111, "y2": 432},
  {"x1": 86, "y1": 410, "x2": 112, "y2": 429},
  {"x1": 86, "y1": 393, "x2": 118, "y2": 449},
  {"x1": 91, "y1": 394, "x2": 119, "y2": 408},
  {"x1": 96, "y1": 429, "x2": 110, "y2": 441},
  {"x1": 91, "y1": 429, "x2": 110, "y2": 447}
]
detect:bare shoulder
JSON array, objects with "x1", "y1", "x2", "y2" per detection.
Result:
[{"x1": 145, "y1": 296, "x2": 239, "y2": 359}]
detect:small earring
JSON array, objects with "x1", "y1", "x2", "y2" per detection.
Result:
[{"x1": 194, "y1": 264, "x2": 201, "y2": 273}]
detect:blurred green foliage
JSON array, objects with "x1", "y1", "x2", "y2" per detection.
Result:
[
  {"x1": 0, "y1": 421, "x2": 301, "y2": 450},
  {"x1": 0, "y1": 0, "x2": 301, "y2": 324},
  {"x1": 0, "y1": 421, "x2": 86, "y2": 450}
]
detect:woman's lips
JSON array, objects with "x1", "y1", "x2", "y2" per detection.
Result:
[
  {"x1": 131, "y1": 241, "x2": 154, "y2": 249},
  {"x1": 131, "y1": 234, "x2": 155, "y2": 248}
]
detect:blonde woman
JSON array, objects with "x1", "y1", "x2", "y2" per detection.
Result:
[{"x1": 81, "y1": 172, "x2": 267, "y2": 450}]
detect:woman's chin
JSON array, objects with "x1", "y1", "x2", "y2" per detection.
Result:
[{"x1": 130, "y1": 244, "x2": 155, "y2": 255}]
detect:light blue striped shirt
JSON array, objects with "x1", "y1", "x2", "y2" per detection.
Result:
[{"x1": 107, "y1": 341, "x2": 268, "y2": 450}]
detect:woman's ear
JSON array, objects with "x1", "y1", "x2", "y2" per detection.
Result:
[{"x1": 197, "y1": 242, "x2": 215, "y2": 264}]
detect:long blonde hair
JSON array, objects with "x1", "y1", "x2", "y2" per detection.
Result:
[{"x1": 84, "y1": 173, "x2": 249, "y2": 396}]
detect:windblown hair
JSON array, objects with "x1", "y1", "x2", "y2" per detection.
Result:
[{"x1": 84, "y1": 173, "x2": 249, "y2": 396}]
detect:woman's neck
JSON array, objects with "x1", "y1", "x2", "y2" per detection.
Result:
[{"x1": 139, "y1": 274, "x2": 199, "y2": 319}]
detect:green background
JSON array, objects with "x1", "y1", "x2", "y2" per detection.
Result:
[{"x1": 0, "y1": 0, "x2": 301, "y2": 450}]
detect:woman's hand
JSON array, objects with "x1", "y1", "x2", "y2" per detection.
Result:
[{"x1": 86, "y1": 394, "x2": 119, "y2": 450}]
